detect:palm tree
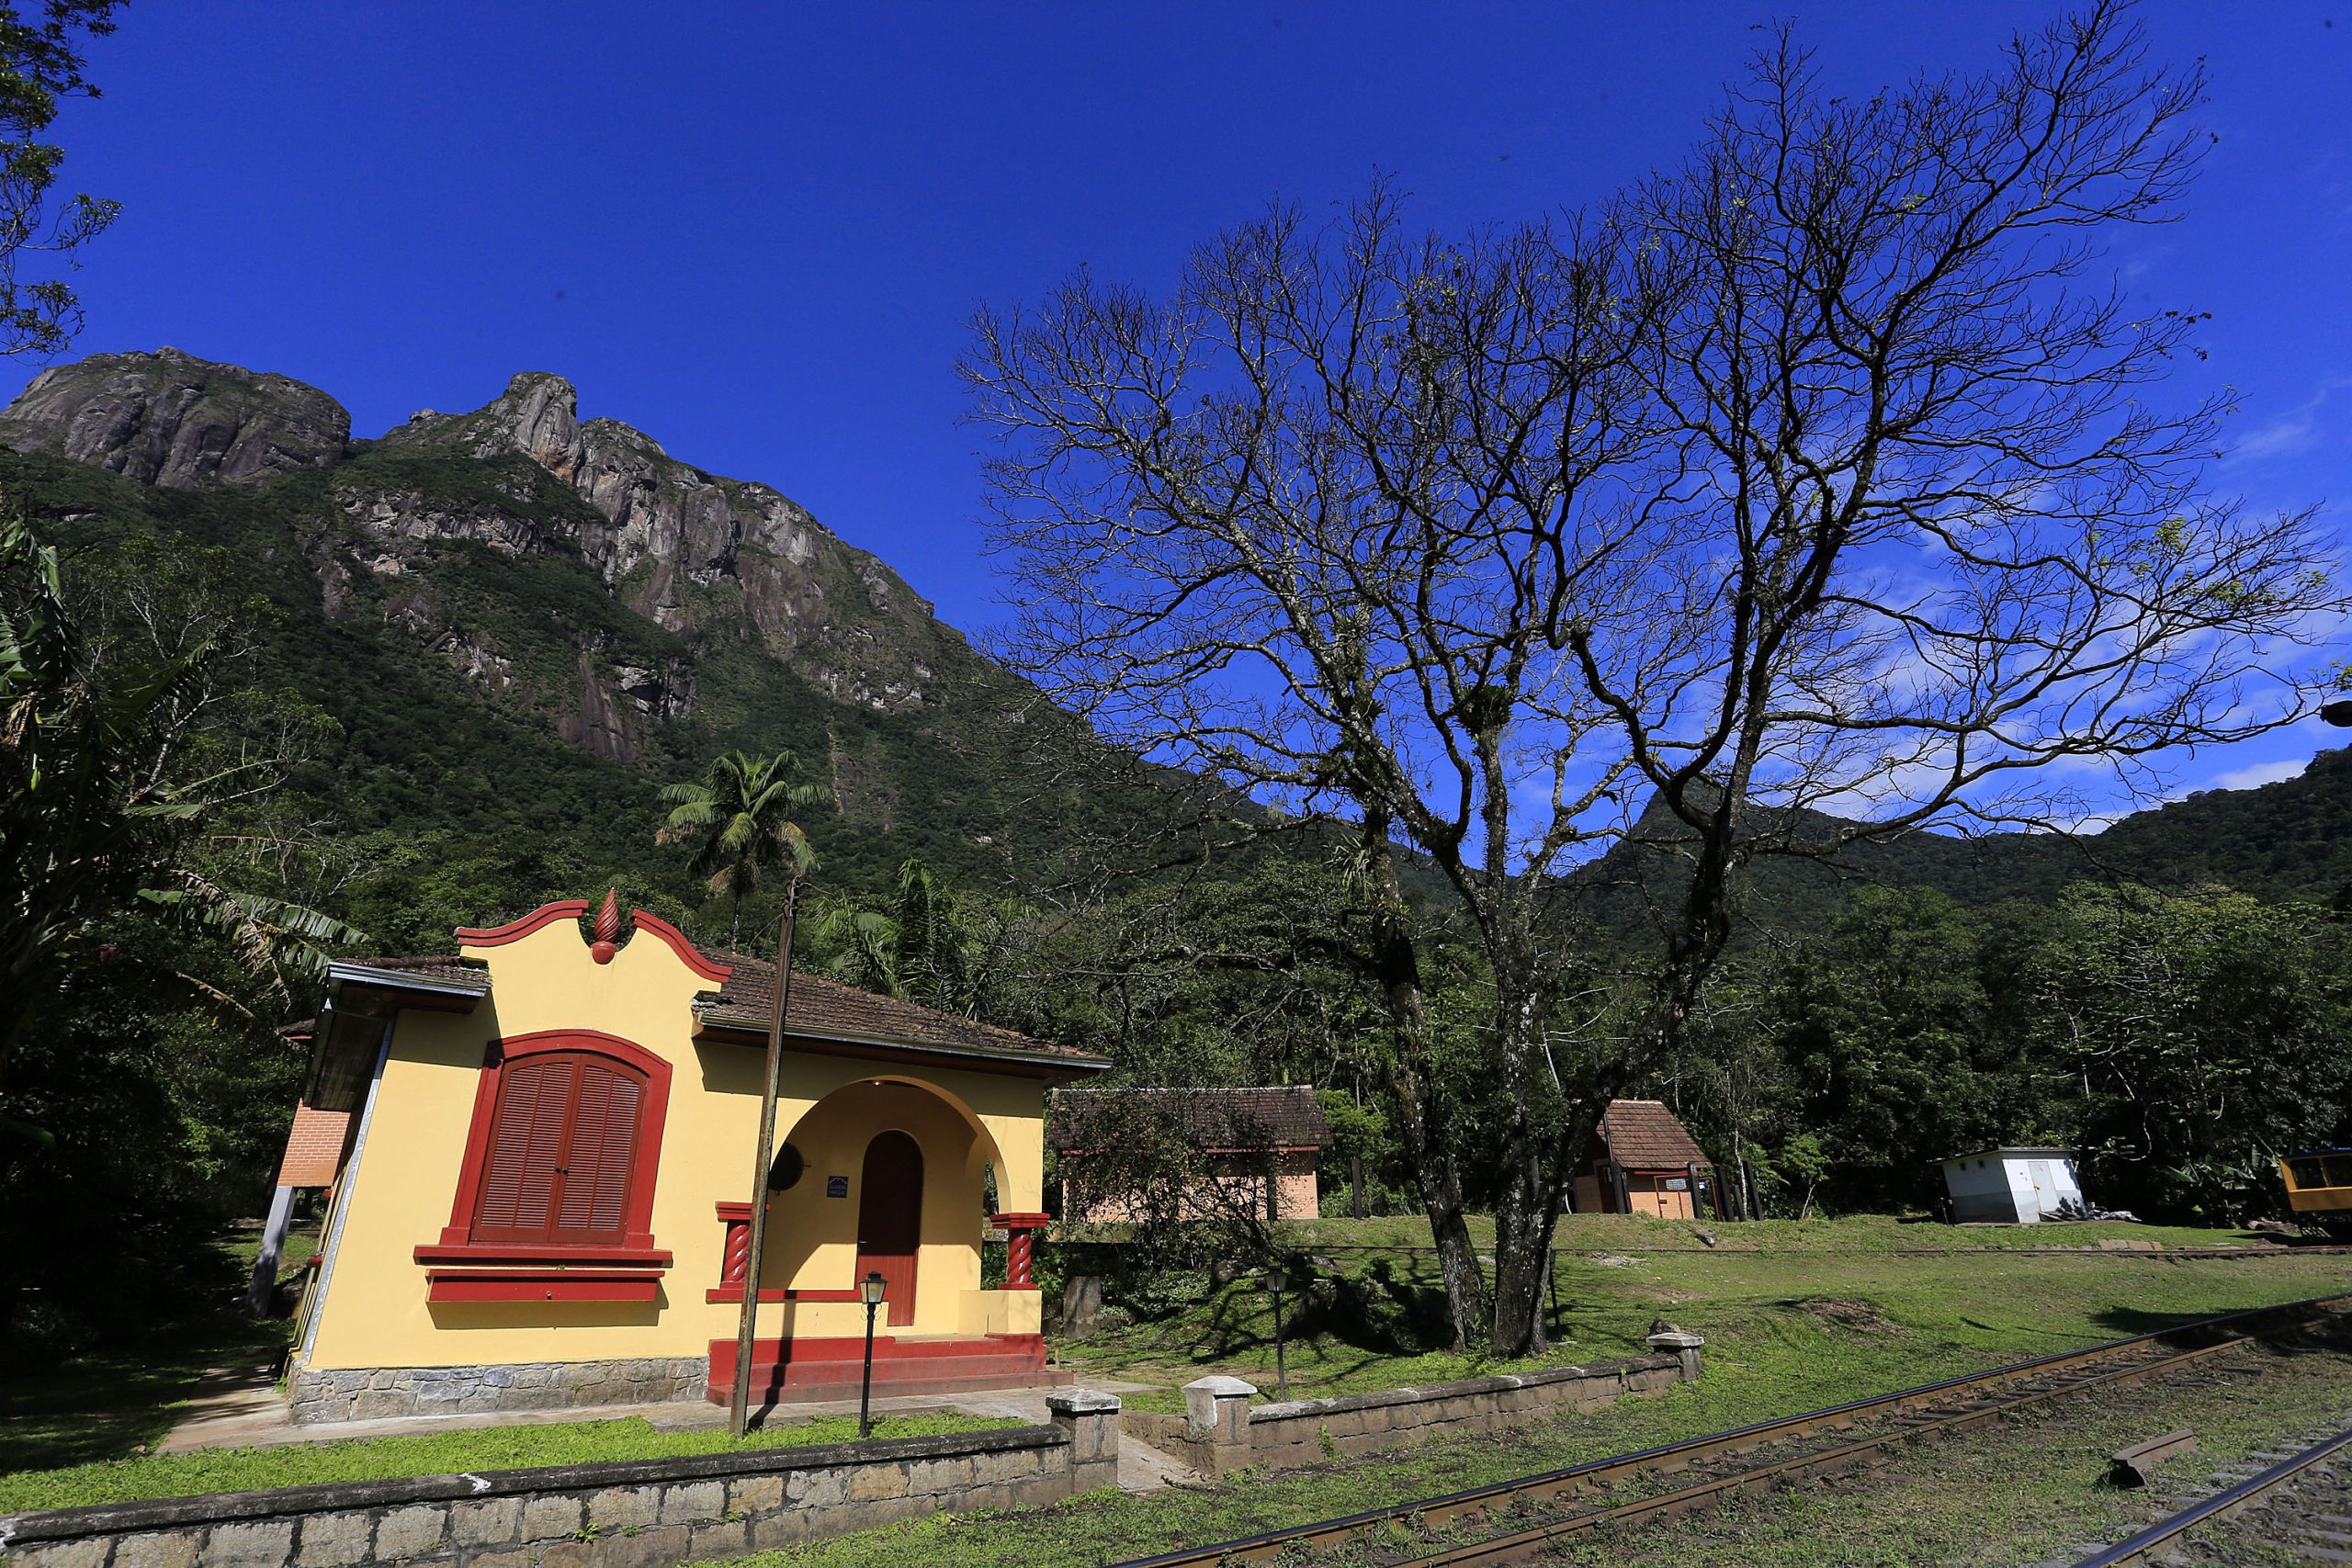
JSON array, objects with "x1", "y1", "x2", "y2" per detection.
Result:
[
  {"x1": 658, "y1": 750, "x2": 829, "y2": 944},
  {"x1": 809, "y1": 858, "x2": 986, "y2": 1016}
]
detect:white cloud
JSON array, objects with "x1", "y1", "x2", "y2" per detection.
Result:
[
  {"x1": 2231, "y1": 378, "x2": 2347, "y2": 464},
  {"x1": 2202, "y1": 757, "x2": 2309, "y2": 793}
]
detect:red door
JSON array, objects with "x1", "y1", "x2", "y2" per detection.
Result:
[{"x1": 855, "y1": 1130, "x2": 923, "y2": 1327}]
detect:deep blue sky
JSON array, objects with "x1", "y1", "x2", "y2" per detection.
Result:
[{"x1": 25, "y1": 3, "x2": 2349, "y2": 807}]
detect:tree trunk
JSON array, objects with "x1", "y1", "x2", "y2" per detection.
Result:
[
  {"x1": 1486, "y1": 973, "x2": 1577, "y2": 1358},
  {"x1": 1357, "y1": 811, "x2": 1488, "y2": 1350},
  {"x1": 1381, "y1": 1046, "x2": 1487, "y2": 1352},
  {"x1": 1489, "y1": 1168, "x2": 1562, "y2": 1355}
]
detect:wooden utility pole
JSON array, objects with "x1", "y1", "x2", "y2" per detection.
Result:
[{"x1": 728, "y1": 881, "x2": 801, "y2": 1438}]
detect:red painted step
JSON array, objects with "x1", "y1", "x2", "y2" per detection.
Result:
[{"x1": 704, "y1": 1334, "x2": 1063, "y2": 1404}]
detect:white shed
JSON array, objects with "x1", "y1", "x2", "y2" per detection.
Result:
[{"x1": 1937, "y1": 1146, "x2": 2085, "y2": 1224}]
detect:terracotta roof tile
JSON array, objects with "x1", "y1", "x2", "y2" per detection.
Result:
[
  {"x1": 355, "y1": 920, "x2": 1100, "y2": 1067},
  {"x1": 346, "y1": 955, "x2": 490, "y2": 987},
  {"x1": 697, "y1": 954, "x2": 1105, "y2": 1066},
  {"x1": 1599, "y1": 1099, "x2": 1710, "y2": 1169},
  {"x1": 1048, "y1": 1087, "x2": 1330, "y2": 1151}
]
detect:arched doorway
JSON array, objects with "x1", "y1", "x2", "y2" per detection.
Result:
[{"x1": 856, "y1": 1130, "x2": 922, "y2": 1326}]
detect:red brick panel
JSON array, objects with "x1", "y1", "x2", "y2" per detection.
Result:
[{"x1": 276, "y1": 1103, "x2": 353, "y2": 1187}]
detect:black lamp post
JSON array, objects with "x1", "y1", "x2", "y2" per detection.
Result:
[
  {"x1": 858, "y1": 1270, "x2": 887, "y2": 1439},
  {"x1": 1264, "y1": 1263, "x2": 1292, "y2": 1401}
]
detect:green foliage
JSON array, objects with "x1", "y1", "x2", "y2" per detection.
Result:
[
  {"x1": 0, "y1": 1, "x2": 120, "y2": 357},
  {"x1": 1, "y1": 507, "x2": 362, "y2": 1347},
  {"x1": 1660, "y1": 885, "x2": 2352, "y2": 1224},
  {"x1": 2021, "y1": 884, "x2": 2352, "y2": 1222},
  {"x1": 807, "y1": 858, "x2": 998, "y2": 1018},
  {"x1": 2, "y1": 505, "x2": 354, "y2": 1082},
  {"x1": 659, "y1": 749, "x2": 830, "y2": 945}
]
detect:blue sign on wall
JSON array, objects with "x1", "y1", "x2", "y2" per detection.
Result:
[{"x1": 826, "y1": 1175, "x2": 850, "y2": 1199}]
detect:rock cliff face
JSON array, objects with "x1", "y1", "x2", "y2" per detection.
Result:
[
  {"x1": 0, "y1": 350, "x2": 1126, "y2": 895},
  {"x1": 374, "y1": 372, "x2": 945, "y2": 713},
  {"x1": 0, "y1": 347, "x2": 350, "y2": 486},
  {"x1": 0, "y1": 353, "x2": 977, "y2": 738}
]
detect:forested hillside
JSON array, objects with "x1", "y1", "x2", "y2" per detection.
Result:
[
  {"x1": 0, "y1": 349, "x2": 1174, "y2": 951},
  {"x1": 11, "y1": 348, "x2": 2341, "y2": 961},
  {"x1": 1577, "y1": 751, "x2": 2352, "y2": 951}
]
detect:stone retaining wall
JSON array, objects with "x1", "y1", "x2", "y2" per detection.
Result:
[
  {"x1": 288, "y1": 1360, "x2": 710, "y2": 1426},
  {"x1": 1124, "y1": 1333, "x2": 1702, "y2": 1473},
  {"x1": 0, "y1": 1393, "x2": 1122, "y2": 1568}
]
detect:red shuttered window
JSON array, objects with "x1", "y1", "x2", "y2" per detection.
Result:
[
  {"x1": 423, "y1": 1030, "x2": 673, "y2": 1269},
  {"x1": 470, "y1": 1053, "x2": 646, "y2": 1245}
]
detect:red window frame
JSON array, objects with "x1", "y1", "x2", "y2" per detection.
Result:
[{"x1": 415, "y1": 1030, "x2": 673, "y2": 1269}]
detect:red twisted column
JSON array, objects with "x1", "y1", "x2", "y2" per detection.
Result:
[
  {"x1": 991, "y1": 1212, "x2": 1050, "y2": 1290},
  {"x1": 717, "y1": 1201, "x2": 752, "y2": 1291}
]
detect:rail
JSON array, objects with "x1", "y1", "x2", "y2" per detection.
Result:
[
  {"x1": 2072, "y1": 1422, "x2": 2352, "y2": 1566},
  {"x1": 1110, "y1": 1291, "x2": 2352, "y2": 1568}
]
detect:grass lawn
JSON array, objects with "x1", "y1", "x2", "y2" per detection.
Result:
[
  {"x1": 1279, "y1": 1211, "x2": 2276, "y2": 1255},
  {"x1": 0, "y1": 1223, "x2": 1019, "y2": 1515},
  {"x1": 0, "y1": 1412, "x2": 1022, "y2": 1517},
  {"x1": 1058, "y1": 1213, "x2": 2309, "y2": 1413},
  {"x1": 726, "y1": 1240, "x2": 2352, "y2": 1568},
  {"x1": 6, "y1": 1209, "x2": 2338, "y2": 1560}
]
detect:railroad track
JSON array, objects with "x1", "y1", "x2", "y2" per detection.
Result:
[
  {"x1": 2073, "y1": 1418, "x2": 2352, "y2": 1566},
  {"x1": 1114, "y1": 1292, "x2": 2352, "y2": 1568},
  {"x1": 1294, "y1": 1242, "x2": 2352, "y2": 1260}
]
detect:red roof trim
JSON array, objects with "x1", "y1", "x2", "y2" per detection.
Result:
[
  {"x1": 451, "y1": 902, "x2": 731, "y2": 985},
  {"x1": 455, "y1": 901, "x2": 591, "y2": 947},
  {"x1": 628, "y1": 909, "x2": 733, "y2": 984}
]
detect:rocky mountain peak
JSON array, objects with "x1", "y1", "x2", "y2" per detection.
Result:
[
  {"x1": 390, "y1": 370, "x2": 585, "y2": 481},
  {"x1": 0, "y1": 346, "x2": 350, "y2": 487},
  {"x1": 3, "y1": 348, "x2": 971, "y2": 757},
  {"x1": 375, "y1": 372, "x2": 943, "y2": 712}
]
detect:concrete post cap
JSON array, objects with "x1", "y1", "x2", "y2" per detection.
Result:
[
  {"x1": 1645, "y1": 1330, "x2": 1705, "y2": 1350},
  {"x1": 1046, "y1": 1388, "x2": 1123, "y2": 1415},
  {"x1": 1182, "y1": 1375, "x2": 1260, "y2": 1396}
]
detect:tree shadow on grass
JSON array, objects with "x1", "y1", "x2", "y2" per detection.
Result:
[
  {"x1": 2085, "y1": 1303, "x2": 2352, "y2": 1360},
  {"x1": 0, "y1": 1225, "x2": 306, "y2": 1475}
]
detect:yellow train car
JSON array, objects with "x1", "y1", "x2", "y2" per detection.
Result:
[{"x1": 2279, "y1": 1148, "x2": 2352, "y2": 1232}]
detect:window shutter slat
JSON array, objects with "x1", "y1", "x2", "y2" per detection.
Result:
[
  {"x1": 469, "y1": 1048, "x2": 646, "y2": 1247},
  {"x1": 557, "y1": 1066, "x2": 639, "y2": 1238},
  {"x1": 475, "y1": 1058, "x2": 574, "y2": 1237}
]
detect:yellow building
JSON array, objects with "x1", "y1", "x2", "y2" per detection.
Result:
[{"x1": 284, "y1": 897, "x2": 1107, "y2": 1424}]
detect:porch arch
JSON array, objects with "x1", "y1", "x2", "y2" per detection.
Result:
[{"x1": 743, "y1": 1074, "x2": 1006, "y2": 1335}]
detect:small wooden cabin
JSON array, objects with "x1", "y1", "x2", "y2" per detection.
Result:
[{"x1": 1571, "y1": 1100, "x2": 1720, "y2": 1220}]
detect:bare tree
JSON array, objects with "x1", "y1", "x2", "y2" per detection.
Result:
[{"x1": 964, "y1": 2, "x2": 2346, "y2": 1355}]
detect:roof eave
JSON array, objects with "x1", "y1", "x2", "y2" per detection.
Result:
[
  {"x1": 325, "y1": 963, "x2": 488, "y2": 1012},
  {"x1": 1936, "y1": 1145, "x2": 2078, "y2": 1165},
  {"x1": 691, "y1": 1008, "x2": 1112, "y2": 1080}
]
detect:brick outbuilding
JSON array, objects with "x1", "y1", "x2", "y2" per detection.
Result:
[{"x1": 1049, "y1": 1087, "x2": 1329, "y2": 1223}]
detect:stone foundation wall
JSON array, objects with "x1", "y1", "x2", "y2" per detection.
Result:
[
  {"x1": 288, "y1": 1359, "x2": 709, "y2": 1425},
  {"x1": 0, "y1": 1394, "x2": 1123, "y2": 1568},
  {"x1": 1125, "y1": 1335, "x2": 1701, "y2": 1474}
]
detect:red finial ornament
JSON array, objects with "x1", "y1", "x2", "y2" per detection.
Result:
[{"x1": 591, "y1": 888, "x2": 622, "y2": 964}]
